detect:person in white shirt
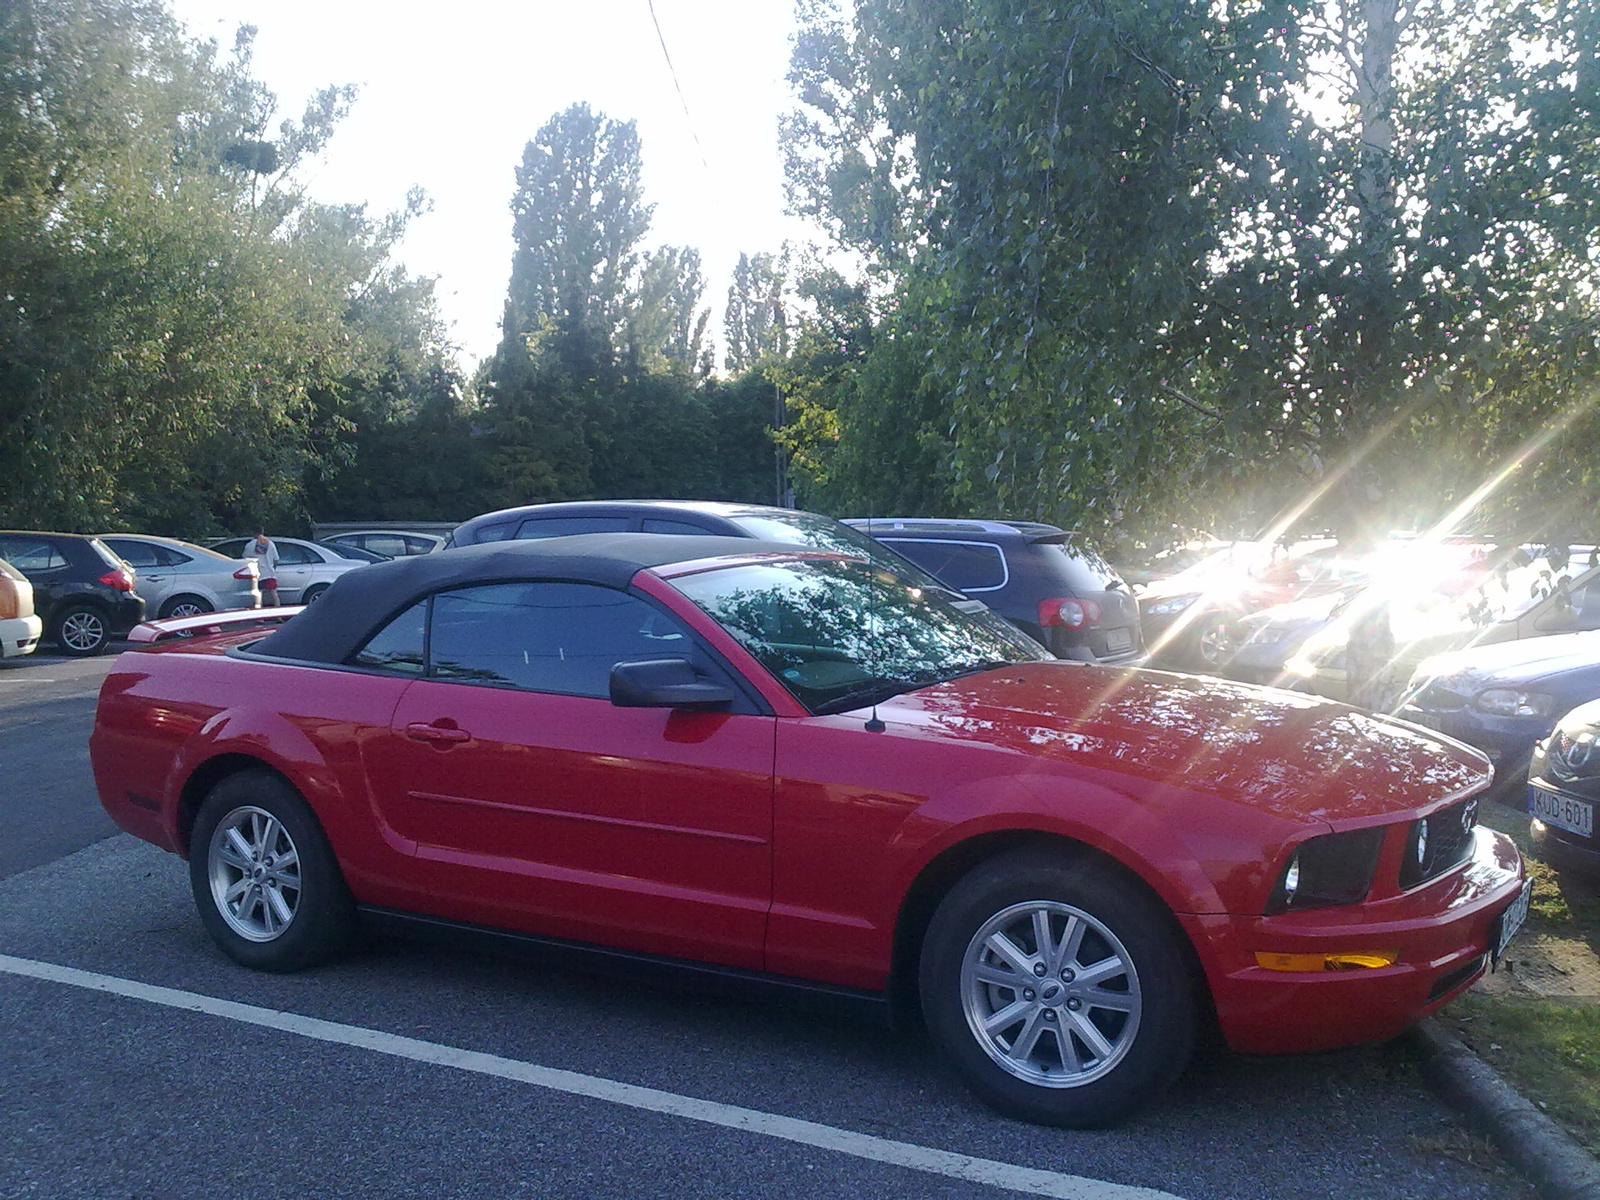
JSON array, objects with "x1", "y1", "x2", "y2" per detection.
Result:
[{"x1": 246, "y1": 532, "x2": 279, "y2": 607}]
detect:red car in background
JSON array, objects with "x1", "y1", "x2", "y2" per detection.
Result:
[{"x1": 91, "y1": 534, "x2": 1527, "y2": 1127}]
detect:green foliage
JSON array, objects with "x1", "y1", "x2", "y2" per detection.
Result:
[
  {"x1": 782, "y1": 0, "x2": 1600, "y2": 542},
  {"x1": 483, "y1": 104, "x2": 772, "y2": 506},
  {"x1": 0, "y1": 0, "x2": 457, "y2": 536}
]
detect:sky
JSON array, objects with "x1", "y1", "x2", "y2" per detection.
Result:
[{"x1": 165, "y1": 0, "x2": 810, "y2": 367}]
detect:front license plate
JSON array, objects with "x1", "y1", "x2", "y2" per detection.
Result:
[
  {"x1": 1529, "y1": 787, "x2": 1595, "y2": 838},
  {"x1": 1104, "y1": 627, "x2": 1133, "y2": 653},
  {"x1": 1492, "y1": 880, "x2": 1532, "y2": 965}
]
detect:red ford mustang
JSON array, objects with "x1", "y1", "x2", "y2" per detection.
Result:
[{"x1": 91, "y1": 534, "x2": 1529, "y2": 1126}]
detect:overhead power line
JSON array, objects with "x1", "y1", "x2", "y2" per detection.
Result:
[{"x1": 646, "y1": 0, "x2": 710, "y2": 171}]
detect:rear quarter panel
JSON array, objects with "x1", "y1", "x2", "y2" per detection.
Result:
[{"x1": 91, "y1": 644, "x2": 420, "y2": 906}]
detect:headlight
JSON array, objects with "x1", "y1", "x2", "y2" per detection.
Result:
[
  {"x1": 1472, "y1": 688, "x2": 1555, "y2": 718},
  {"x1": 1266, "y1": 827, "x2": 1385, "y2": 914},
  {"x1": 1243, "y1": 624, "x2": 1281, "y2": 646},
  {"x1": 1144, "y1": 595, "x2": 1197, "y2": 617}
]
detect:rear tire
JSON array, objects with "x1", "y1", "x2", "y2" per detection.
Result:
[
  {"x1": 189, "y1": 771, "x2": 355, "y2": 972},
  {"x1": 52, "y1": 604, "x2": 110, "y2": 656},
  {"x1": 301, "y1": 584, "x2": 329, "y2": 604},
  {"x1": 159, "y1": 594, "x2": 214, "y2": 619},
  {"x1": 919, "y1": 848, "x2": 1196, "y2": 1127}
]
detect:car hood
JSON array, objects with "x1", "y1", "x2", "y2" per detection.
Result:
[
  {"x1": 882, "y1": 662, "x2": 1487, "y2": 825},
  {"x1": 1415, "y1": 630, "x2": 1600, "y2": 688},
  {"x1": 1239, "y1": 590, "x2": 1350, "y2": 636}
]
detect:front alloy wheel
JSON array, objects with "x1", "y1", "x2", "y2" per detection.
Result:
[
  {"x1": 960, "y1": 901, "x2": 1141, "y2": 1087},
  {"x1": 920, "y1": 849, "x2": 1196, "y2": 1127},
  {"x1": 1196, "y1": 615, "x2": 1235, "y2": 669}
]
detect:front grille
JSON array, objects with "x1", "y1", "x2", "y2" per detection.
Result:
[{"x1": 1400, "y1": 796, "x2": 1480, "y2": 888}]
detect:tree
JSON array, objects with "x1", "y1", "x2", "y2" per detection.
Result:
[
  {"x1": 782, "y1": 0, "x2": 1600, "y2": 542},
  {"x1": 723, "y1": 252, "x2": 790, "y2": 374}
]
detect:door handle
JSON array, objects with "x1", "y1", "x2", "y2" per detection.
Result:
[{"x1": 405, "y1": 721, "x2": 472, "y2": 745}]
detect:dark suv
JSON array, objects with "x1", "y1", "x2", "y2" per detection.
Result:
[
  {"x1": 0, "y1": 531, "x2": 146, "y2": 655},
  {"x1": 844, "y1": 519, "x2": 1144, "y2": 663},
  {"x1": 446, "y1": 501, "x2": 985, "y2": 613}
]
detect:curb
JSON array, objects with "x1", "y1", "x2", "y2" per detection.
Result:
[{"x1": 1409, "y1": 1018, "x2": 1600, "y2": 1200}]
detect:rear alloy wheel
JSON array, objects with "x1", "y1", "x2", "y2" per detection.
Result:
[
  {"x1": 52, "y1": 604, "x2": 110, "y2": 656},
  {"x1": 920, "y1": 849, "x2": 1196, "y2": 1127},
  {"x1": 189, "y1": 771, "x2": 355, "y2": 972},
  {"x1": 159, "y1": 594, "x2": 214, "y2": 619}
]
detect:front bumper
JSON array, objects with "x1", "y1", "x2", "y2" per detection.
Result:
[{"x1": 1183, "y1": 827, "x2": 1524, "y2": 1055}]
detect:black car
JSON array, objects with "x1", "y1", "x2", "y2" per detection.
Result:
[
  {"x1": 445, "y1": 501, "x2": 983, "y2": 613},
  {"x1": 1400, "y1": 631, "x2": 1600, "y2": 800},
  {"x1": 0, "y1": 531, "x2": 146, "y2": 655},
  {"x1": 1528, "y1": 697, "x2": 1600, "y2": 875},
  {"x1": 843, "y1": 518, "x2": 1143, "y2": 663}
]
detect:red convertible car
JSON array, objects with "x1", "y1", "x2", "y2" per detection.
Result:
[{"x1": 91, "y1": 534, "x2": 1529, "y2": 1127}]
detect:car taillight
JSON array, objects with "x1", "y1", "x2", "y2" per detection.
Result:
[
  {"x1": 98, "y1": 568, "x2": 135, "y2": 592},
  {"x1": 233, "y1": 563, "x2": 259, "y2": 580},
  {"x1": 1038, "y1": 597, "x2": 1102, "y2": 629}
]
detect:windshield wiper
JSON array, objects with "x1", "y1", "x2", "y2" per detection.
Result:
[{"x1": 813, "y1": 678, "x2": 923, "y2": 716}]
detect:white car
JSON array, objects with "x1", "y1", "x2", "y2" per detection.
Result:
[
  {"x1": 320, "y1": 530, "x2": 446, "y2": 558},
  {"x1": 209, "y1": 537, "x2": 370, "y2": 605},
  {"x1": 0, "y1": 557, "x2": 43, "y2": 657},
  {"x1": 100, "y1": 535, "x2": 261, "y2": 618}
]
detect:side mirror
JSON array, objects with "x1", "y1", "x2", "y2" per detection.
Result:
[{"x1": 610, "y1": 658, "x2": 734, "y2": 710}]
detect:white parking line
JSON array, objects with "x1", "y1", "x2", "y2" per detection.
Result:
[{"x1": 1, "y1": 952, "x2": 1183, "y2": 1200}]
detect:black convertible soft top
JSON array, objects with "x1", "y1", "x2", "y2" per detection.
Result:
[{"x1": 249, "y1": 532, "x2": 810, "y2": 665}]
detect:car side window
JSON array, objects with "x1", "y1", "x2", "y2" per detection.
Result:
[
  {"x1": 0, "y1": 536, "x2": 65, "y2": 572},
  {"x1": 106, "y1": 539, "x2": 161, "y2": 568},
  {"x1": 351, "y1": 601, "x2": 428, "y2": 674},
  {"x1": 427, "y1": 581, "x2": 698, "y2": 698},
  {"x1": 156, "y1": 545, "x2": 194, "y2": 566},
  {"x1": 275, "y1": 542, "x2": 317, "y2": 565},
  {"x1": 641, "y1": 518, "x2": 716, "y2": 535},
  {"x1": 879, "y1": 538, "x2": 1007, "y2": 592},
  {"x1": 513, "y1": 516, "x2": 633, "y2": 540}
]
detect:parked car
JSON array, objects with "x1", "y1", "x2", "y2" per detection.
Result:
[
  {"x1": 1228, "y1": 584, "x2": 1368, "y2": 684},
  {"x1": 208, "y1": 537, "x2": 369, "y2": 604},
  {"x1": 446, "y1": 500, "x2": 981, "y2": 614},
  {"x1": 91, "y1": 533, "x2": 1526, "y2": 1128},
  {"x1": 1284, "y1": 554, "x2": 1600, "y2": 704},
  {"x1": 1528, "y1": 698, "x2": 1600, "y2": 875},
  {"x1": 1396, "y1": 631, "x2": 1600, "y2": 799},
  {"x1": 320, "y1": 530, "x2": 446, "y2": 559},
  {"x1": 0, "y1": 557, "x2": 43, "y2": 657},
  {"x1": 100, "y1": 535, "x2": 260, "y2": 618},
  {"x1": 844, "y1": 518, "x2": 1144, "y2": 664},
  {"x1": 1137, "y1": 540, "x2": 1357, "y2": 671},
  {"x1": 0, "y1": 531, "x2": 145, "y2": 655}
]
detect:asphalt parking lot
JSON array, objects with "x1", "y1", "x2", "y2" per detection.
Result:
[{"x1": 0, "y1": 650, "x2": 1535, "y2": 1200}]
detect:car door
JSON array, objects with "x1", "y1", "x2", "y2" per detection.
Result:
[
  {"x1": 0, "y1": 535, "x2": 70, "y2": 623},
  {"x1": 271, "y1": 541, "x2": 319, "y2": 603},
  {"x1": 365, "y1": 580, "x2": 777, "y2": 969},
  {"x1": 102, "y1": 539, "x2": 173, "y2": 612}
]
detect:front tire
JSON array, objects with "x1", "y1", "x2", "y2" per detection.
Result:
[
  {"x1": 52, "y1": 604, "x2": 110, "y2": 656},
  {"x1": 189, "y1": 771, "x2": 355, "y2": 972},
  {"x1": 301, "y1": 584, "x2": 329, "y2": 604},
  {"x1": 919, "y1": 848, "x2": 1196, "y2": 1127},
  {"x1": 1193, "y1": 612, "x2": 1238, "y2": 671}
]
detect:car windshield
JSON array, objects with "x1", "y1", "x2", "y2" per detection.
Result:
[
  {"x1": 726, "y1": 511, "x2": 961, "y2": 598},
  {"x1": 670, "y1": 556, "x2": 1050, "y2": 714}
]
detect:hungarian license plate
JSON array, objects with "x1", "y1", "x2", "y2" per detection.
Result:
[
  {"x1": 1104, "y1": 627, "x2": 1133, "y2": 653},
  {"x1": 1529, "y1": 787, "x2": 1595, "y2": 838},
  {"x1": 1492, "y1": 880, "x2": 1532, "y2": 965}
]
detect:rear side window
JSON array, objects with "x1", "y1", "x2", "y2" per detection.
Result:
[
  {"x1": 428, "y1": 581, "x2": 693, "y2": 697},
  {"x1": 514, "y1": 516, "x2": 633, "y2": 540},
  {"x1": 0, "y1": 536, "x2": 66, "y2": 572},
  {"x1": 879, "y1": 539, "x2": 1007, "y2": 592},
  {"x1": 352, "y1": 601, "x2": 428, "y2": 674},
  {"x1": 275, "y1": 542, "x2": 317, "y2": 565}
]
